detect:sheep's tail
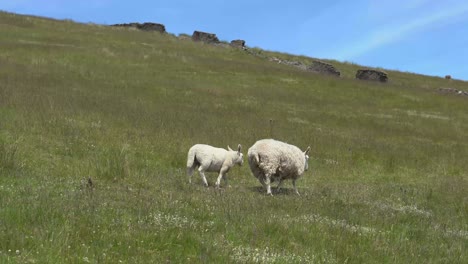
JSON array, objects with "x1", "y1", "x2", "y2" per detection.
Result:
[{"x1": 186, "y1": 148, "x2": 199, "y2": 176}]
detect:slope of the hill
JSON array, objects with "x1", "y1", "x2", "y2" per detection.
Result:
[{"x1": 0, "y1": 11, "x2": 467, "y2": 263}]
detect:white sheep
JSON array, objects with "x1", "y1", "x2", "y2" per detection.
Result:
[
  {"x1": 187, "y1": 144, "x2": 244, "y2": 187},
  {"x1": 248, "y1": 139, "x2": 310, "y2": 195}
]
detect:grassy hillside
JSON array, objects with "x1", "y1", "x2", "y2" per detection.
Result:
[{"x1": 0, "y1": 11, "x2": 467, "y2": 263}]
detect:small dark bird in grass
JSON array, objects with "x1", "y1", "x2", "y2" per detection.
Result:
[{"x1": 87, "y1": 177, "x2": 93, "y2": 188}]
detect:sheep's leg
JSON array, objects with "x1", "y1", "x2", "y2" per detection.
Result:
[
  {"x1": 276, "y1": 179, "x2": 284, "y2": 193},
  {"x1": 198, "y1": 167, "x2": 209, "y2": 187},
  {"x1": 265, "y1": 175, "x2": 273, "y2": 196},
  {"x1": 258, "y1": 176, "x2": 267, "y2": 189},
  {"x1": 292, "y1": 179, "x2": 300, "y2": 195},
  {"x1": 215, "y1": 167, "x2": 228, "y2": 188},
  {"x1": 187, "y1": 166, "x2": 195, "y2": 184},
  {"x1": 215, "y1": 173, "x2": 224, "y2": 188}
]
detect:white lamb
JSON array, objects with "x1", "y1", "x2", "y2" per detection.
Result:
[
  {"x1": 187, "y1": 144, "x2": 244, "y2": 187},
  {"x1": 248, "y1": 139, "x2": 310, "y2": 195}
]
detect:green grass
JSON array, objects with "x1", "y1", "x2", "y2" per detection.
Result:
[{"x1": 0, "y1": 11, "x2": 467, "y2": 263}]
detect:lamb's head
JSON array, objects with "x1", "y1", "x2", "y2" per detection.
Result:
[
  {"x1": 227, "y1": 144, "x2": 244, "y2": 166},
  {"x1": 303, "y1": 146, "x2": 311, "y2": 171}
]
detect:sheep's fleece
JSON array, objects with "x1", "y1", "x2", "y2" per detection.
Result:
[{"x1": 248, "y1": 139, "x2": 310, "y2": 195}]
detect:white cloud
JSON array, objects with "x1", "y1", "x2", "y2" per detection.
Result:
[{"x1": 335, "y1": 2, "x2": 468, "y2": 60}]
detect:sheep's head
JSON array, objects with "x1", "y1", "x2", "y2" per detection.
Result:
[
  {"x1": 228, "y1": 144, "x2": 244, "y2": 166},
  {"x1": 303, "y1": 146, "x2": 311, "y2": 171}
]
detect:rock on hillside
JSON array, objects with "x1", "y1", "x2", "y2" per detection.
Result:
[
  {"x1": 230, "y1": 39, "x2": 246, "y2": 48},
  {"x1": 192, "y1": 31, "x2": 220, "y2": 43},
  {"x1": 268, "y1": 57, "x2": 341, "y2": 77},
  {"x1": 356, "y1": 69, "x2": 388, "y2": 82},
  {"x1": 438, "y1": 87, "x2": 468, "y2": 97},
  {"x1": 307, "y1": 60, "x2": 341, "y2": 76},
  {"x1": 111, "y1": 22, "x2": 166, "y2": 33}
]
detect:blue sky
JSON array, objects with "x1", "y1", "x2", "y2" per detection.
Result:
[{"x1": 2, "y1": 0, "x2": 468, "y2": 80}]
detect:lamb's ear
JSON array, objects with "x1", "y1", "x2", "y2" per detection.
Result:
[
  {"x1": 304, "y1": 146, "x2": 311, "y2": 155},
  {"x1": 237, "y1": 144, "x2": 242, "y2": 153},
  {"x1": 227, "y1": 145, "x2": 233, "y2": 151}
]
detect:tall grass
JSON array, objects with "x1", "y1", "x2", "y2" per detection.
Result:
[{"x1": 0, "y1": 11, "x2": 467, "y2": 263}]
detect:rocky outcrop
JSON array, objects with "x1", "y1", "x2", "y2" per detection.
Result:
[
  {"x1": 230, "y1": 39, "x2": 246, "y2": 48},
  {"x1": 307, "y1": 60, "x2": 340, "y2": 76},
  {"x1": 279, "y1": 59, "x2": 307, "y2": 71},
  {"x1": 356, "y1": 69, "x2": 388, "y2": 82},
  {"x1": 267, "y1": 57, "x2": 341, "y2": 76},
  {"x1": 192, "y1": 31, "x2": 220, "y2": 43},
  {"x1": 137, "y1": 23, "x2": 166, "y2": 32},
  {"x1": 268, "y1": 57, "x2": 306, "y2": 70},
  {"x1": 111, "y1": 22, "x2": 166, "y2": 33},
  {"x1": 437, "y1": 87, "x2": 468, "y2": 97}
]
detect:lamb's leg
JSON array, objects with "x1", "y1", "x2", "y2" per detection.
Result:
[
  {"x1": 198, "y1": 166, "x2": 209, "y2": 187},
  {"x1": 215, "y1": 173, "x2": 223, "y2": 188},
  {"x1": 292, "y1": 179, "x2": 300, "y2": 195},
  {"x1": 187, "y1": 166, "x2": 195, "y2": 184},
  {"x1": 215, "y1": 167, "x2": 228, "y2": 188}
]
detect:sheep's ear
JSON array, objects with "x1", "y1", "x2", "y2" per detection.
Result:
[
  {"x1": 237, "y1": 144, "x2": 242, "y2": 153},
  {"x1": 227, "y1": 145, "x2": 233, "y2": 151},
  {"x1": 304, "y1": 146, "x2": 311, "y2": 155}
]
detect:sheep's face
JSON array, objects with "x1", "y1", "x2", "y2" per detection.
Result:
[
  {"x1": 236, "y1": 152, "x2": 244, "y2": 166},
  {"x1": 228, "y1": 144, "x2": 244, "y2": 166},
  {"x1": 304, "y1": 146, "x2": 311, "y2": 171}
]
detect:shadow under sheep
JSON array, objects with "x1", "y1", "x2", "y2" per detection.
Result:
[{"x1": 248, "y1": 186, "x2": 299, "y2": 195}]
